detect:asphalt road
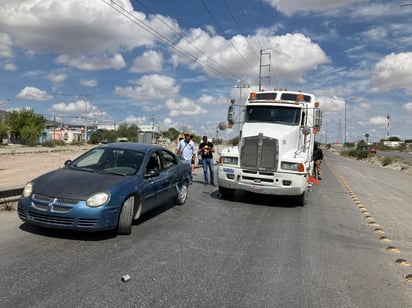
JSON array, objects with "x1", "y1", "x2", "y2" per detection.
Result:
[{"x1": 1, "y1": 152, "x2": 411, "y2": 307}]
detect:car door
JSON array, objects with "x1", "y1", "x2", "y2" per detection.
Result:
[
  {"x1": 159, "y1": 149, "x2": 181, "y2": 199},
  {"x1": 144, "y1": 152, "x2": 170, "y2": 209}
]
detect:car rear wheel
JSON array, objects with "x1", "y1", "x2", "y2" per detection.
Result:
[
  {"x1": 118, "y1": 196, "x2": 135, "y2": 235},
  {"x1": 174, "y1": 182, "x2": 188, "y2": 205}
]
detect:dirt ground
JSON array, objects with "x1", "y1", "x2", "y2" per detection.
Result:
[{"x1": 0, "y1": 146, "x2": 94, "y2": 189}]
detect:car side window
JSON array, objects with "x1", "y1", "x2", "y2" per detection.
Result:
[
  {"x1": 146, "y1": 153, "x2": 161, "y2": 173},
  {"x1": 161, "y1": 150, "x2": 177, "y2": 170}
]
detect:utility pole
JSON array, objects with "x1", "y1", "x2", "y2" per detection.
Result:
[
  {"x1": 344, "y1": 100, "x2": 347, "y2": 146},
  {"x1": 233, "y1": 82, "x2": 250, "y2": 136},
  {"x1": 259, "y1": 49, "x2": 271, "y2": 91},
  {"x1": 386, "y1": 113, "x2": 391, "y2": 138},
  {"x1": 337, "y1": 119, "x2": 342, "y2": 144},
  {"x1": 151, "y1": 114, "x2": 155, "y2": 144}
]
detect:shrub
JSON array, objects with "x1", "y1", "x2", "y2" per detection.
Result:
[
  {"x1": 380, "y1": 156, "x2": 394, "y2": 166},
  {"x1": 346, "y1": 149, "x2": 369, "y2": 160}
]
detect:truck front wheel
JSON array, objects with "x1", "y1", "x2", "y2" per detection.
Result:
[
  {"x1": 219, "y1": 186, "x2": 235, "y2": 199},
  {"x1": 296, "y1": 191, "x2": 307, "y2": 207}
]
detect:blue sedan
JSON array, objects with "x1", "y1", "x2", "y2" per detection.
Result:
[{"x1": 17, "y1": 143, "x2": 191, "y2": 234}]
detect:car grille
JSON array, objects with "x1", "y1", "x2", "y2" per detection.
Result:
[
  {"x1": 77, "y1": 218, "x2": 99, "y2": 227},
  {"x1": 31, "y1": 194, "x2": 82, "y2": 213},
  {"x1": 20, "y1": 194, "x2": 99, "y2": 228},
  {"x1": 28, "y1": 211, "x2": 75, "y2": 225},
  {"x1": 240, "y1": 134, "x2": 278, "y2": 171}
]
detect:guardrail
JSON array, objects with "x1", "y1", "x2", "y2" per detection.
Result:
[{"x1": 0, "y1": 186, "x2": 23, "y2": 204}]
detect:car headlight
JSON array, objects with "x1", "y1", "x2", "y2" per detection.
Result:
[
  {"x1": 86, "y1": 192, "x2": 110, "y2": 207},
  {"x1": 281, "y1": 162, "x2": 305, "y2": 172},
  {"x1": 22, "y1": 182, "x2": 34, "y2": 198}
]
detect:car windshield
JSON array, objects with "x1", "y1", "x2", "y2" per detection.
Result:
[
  {"x1": 70, "y1": 147, "x2": 145, "y2": 175},
  {"x1": 245, "y1": 106, "x2": 300, "y2": 125}
]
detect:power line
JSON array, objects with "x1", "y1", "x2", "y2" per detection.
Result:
[
  {"x1": 222, "y1": 0, "x2": 260, "y2": 59},
  {"x1": 199, "y1": 0, "x2": 259, "y2": 76},
  {"x1": 103, "y1": 0, "x2": 237, "y2": 81},
  {"x1": 131, "y1": 0, "x2": 238, "y2": 81}
]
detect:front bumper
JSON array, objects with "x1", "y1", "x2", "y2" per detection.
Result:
[
  {"x1": 217, "y1": 165, "x2": 307, "y2": 195},
  {"x1": 17, "y1": 195, "x2": 121, "y2": 232}
]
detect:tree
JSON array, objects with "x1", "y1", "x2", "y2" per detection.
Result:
[
  {"x1": 388, "y1": 136, "x2": 401, "y2": 141},
  {"x1": 163, "y1": 127, "x2": 180, "y2": 142},
  {"x1": 5, "y1": 108, "x2": 46, "y2": 144},
  {"x1": 0, "y1": 125, "x2": 8, "y2": 139},
  {"x1": 116, "y1": 123, "x2": 140, "y2": 142},
  {"x1": 228, "y1": 136, "x2": 240, "y2": 146}
]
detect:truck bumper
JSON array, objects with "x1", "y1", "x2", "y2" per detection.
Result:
[{"x1": 217, "y1": 165, "x2": 307, "y2": 196}]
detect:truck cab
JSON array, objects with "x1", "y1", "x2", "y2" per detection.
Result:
[{"x1": 217, "y1": 90, "x2": 321, "y2": 206}]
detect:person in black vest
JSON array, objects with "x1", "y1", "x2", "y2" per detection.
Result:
[
  {"x1": 313, "y1": 142, "x2": 324, "y2": 180},
  {"x1": 198, "y1": 135, "x2": 215, "y2": 185}
]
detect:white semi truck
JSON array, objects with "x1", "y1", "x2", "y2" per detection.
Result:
[{"x1": 217, "y1": 90, "x2": 322, "y2": 206}]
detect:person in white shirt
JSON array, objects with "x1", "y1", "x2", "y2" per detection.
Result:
[{"x1": 176, "y1": 133, "x2": 196, "y2": 182}]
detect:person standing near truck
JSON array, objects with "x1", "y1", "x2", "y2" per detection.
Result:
[
  {"x1": 198, "y1": 135, "x2": 215, "y2": 185},
  {"x1": 313, "y1": 142, "x2": 324, "y2": 180}
]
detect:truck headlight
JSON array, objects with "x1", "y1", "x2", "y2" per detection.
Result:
[
  {"x1": 221, "y1": 156, "x2": 238, "y2": 165},
  {"x1": 86, "y1": 192, "x2": 110, "y2": 207},
  {"x1": 281, "y1": 162, "x2": 305, "y2": 172}
]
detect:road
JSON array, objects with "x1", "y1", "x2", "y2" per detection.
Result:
[{"x1": 1, "y1": 151, "x2": 411, "y2": 307}]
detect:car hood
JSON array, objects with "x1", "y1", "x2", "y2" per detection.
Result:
[{"x1": 31, "y1": 168, "x2": 133, "y2": 199}]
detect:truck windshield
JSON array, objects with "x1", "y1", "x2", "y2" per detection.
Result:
[{"x1": 245, "y1": 106, "x2": 300, "y2": 125}]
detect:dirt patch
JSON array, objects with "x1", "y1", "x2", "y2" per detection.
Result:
[
  {"x1": 365, "y1": 155, "x2": 412, "y2": 175},
  {"x1": 0, "y1": 147, "x2": 93, "y2": 189}
]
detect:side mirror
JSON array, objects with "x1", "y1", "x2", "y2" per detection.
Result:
[
  {"x1": 64, "y1": 160, "x2": 72, "y2": 166},
  {"x1": 302, "y1": 126, "x2": 311, "y2": 136}
]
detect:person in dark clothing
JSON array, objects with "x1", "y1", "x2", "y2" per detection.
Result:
[
  {"x1": 313, "y1": 142, "x2": 324, "y2": 180},
  {"x1": 198, "y1": 135, "x2": 215, "y2": 185}
]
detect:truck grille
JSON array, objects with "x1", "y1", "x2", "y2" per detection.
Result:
[{"x1": 240, "y1": 134, "x2": 278, "y2": 171}]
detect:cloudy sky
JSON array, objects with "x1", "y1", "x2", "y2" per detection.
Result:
[{"x1": 1, "y1": 0, "x2": 412, "y2": 142}]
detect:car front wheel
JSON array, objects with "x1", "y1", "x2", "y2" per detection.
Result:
[
  {"x1": 174, "y1": 182, "x2": 188, "y2": 205},
  {"x1": 118, "y1": 196, "x2": 135, "y2": 235}
]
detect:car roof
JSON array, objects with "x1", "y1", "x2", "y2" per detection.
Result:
[{"x1": 98, "y1": 142, "x2": 167, "y2": 153}]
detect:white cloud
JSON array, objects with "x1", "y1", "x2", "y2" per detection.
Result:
[
  {"x1": 371, "y1": 52, "x2": 412, "y2": 95},
  {"x1": 318, "y1": 95, "x2": 345, "y2": 113},
  {"x1": 403, "y1": 102, "x2": 412, "y2": 113},
  {"x1": 47, "y1": 72, "x2": 67, "y2": 83},
  {"x1": 171, "y1": 29, "x2": 329, "y2": 82},
  {"x1": 0, "y1": 1, "x2": 179, "y2": 56},
  {"x1": 0, "y1": 33, "x2": 13, "y2": 58},
  {"x1": 4, "y1": 62, "x2": 17, "y2": 71},
  {"x1": 80, "y1": 79, "x2": 98, "y2": 87},
  {"x1": 50, "y1": 100, "x2": 89, "y2": 114},
  {"x1": 123, "y1": 115, "x2": 147, "y2": 125},
  {"x1": 16, "y1": 86, "x2": 52, "y2": 100},
  {"x1": 165, "y1": 97, "x2": 208, "y2": 117},
  {"x1": 263, "y1": 0, "x2": 360, "y2": 16},
  {"x1": 115, "y1": 74, "x2": 179, "y2": 100},
  {"x1": 49, "y1": 99, "x2": 108, "y2": 123},
  {"x1": 359, "y1": 115, "x2": 387, "y2": 126},
  {"x1": 55, "y1": 53, "x2": 126, "y2": 71},
  {"x1": 129, "y1": 50, "x2": 163, "y2": 73}
]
